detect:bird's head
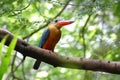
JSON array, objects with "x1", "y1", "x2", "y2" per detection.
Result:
[{"x1": 49, "y1": 20, "x2": 74, "y2": 29}]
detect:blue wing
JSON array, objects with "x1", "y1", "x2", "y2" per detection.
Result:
[{"x1": 39, "y1": 28, "x2": 50, "y2": 48}]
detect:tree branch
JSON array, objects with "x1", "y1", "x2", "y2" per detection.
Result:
[{"x1": 1, "y1": 29, "x2": 120, "y2": 74}]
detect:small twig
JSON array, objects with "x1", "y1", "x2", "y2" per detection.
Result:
[
  {"x1": 52, "y1": 0, "x2": 71, "y2": 19},
  {"x1": 22, "y1": 59, "x2": 26, "y2": 80},
  {"x1": 50, "y1": 1, "x2": 93, "y2": 7},
  {"x1": 14, "y1": 56, "x2": 25, "y2": 72},
  {"x1": 14, "y1": 2, "x2": 31, "y2": 11},
  {"x1": 21, "y1": 38, "x2": 30, "y2": 80},
  {"x1": 80, "y1": 14, "x2": 92, "y2": 57},
  {"x1": 33, "y1": 2, "x2": 49, "y2": 19},
  {"x1": 11, "y1": 51, "x2": 17, "y2": 79},
  {"x1": 6, "y1": 52, "x2": 17, "y2": 79},
  {"x1": 0, "y1": 1, "x2": 31, "y2": 16},
  {"x1": 13, "y1": 75, "x2": 23, "y2": 80},
  {"x1": 7, "y1": 54, "x2": 25, "y2": 79}
]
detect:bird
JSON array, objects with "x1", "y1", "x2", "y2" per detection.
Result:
[{"x1": 33, "y1": 20, "x2": 74, "y2": 69}]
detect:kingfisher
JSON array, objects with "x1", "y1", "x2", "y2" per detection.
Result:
[{"x1": 33, "y1": 20, "x2": 74, "y2": 69}]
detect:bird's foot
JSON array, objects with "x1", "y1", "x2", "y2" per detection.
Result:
[
  {"x1": 46, "y1": 50, "x2": 52, "y2": 54},
  {"x1": 53, "y1": 52, "x2": 58, "y2": 55},
  {"x1": 46, "y1": 50, "x2": 58, "y2": 55}
]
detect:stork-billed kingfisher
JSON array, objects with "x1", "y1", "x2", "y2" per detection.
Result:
[{"x1": 33, "y1": 20, "x2": 74, "y2": 69}]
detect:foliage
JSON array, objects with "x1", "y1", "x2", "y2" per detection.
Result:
[
  {"x1": 0, "y1": 0, "x2": 120, "y2": 80},
  {"x1": 0, "y1": 35, "x2": 17, "y2": 79}
]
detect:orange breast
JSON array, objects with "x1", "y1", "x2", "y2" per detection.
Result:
[{"x1": 43, "y1": 27, "x2": 61, "y2": 52}]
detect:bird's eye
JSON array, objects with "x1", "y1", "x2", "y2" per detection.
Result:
[{"x1": 54, "y1": 20, "x2": 58, "y2": 23}]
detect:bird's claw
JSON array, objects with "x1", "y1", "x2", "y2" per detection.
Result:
[{"x1": 46, "y1": 50, "x2": 58, "y2": 55}]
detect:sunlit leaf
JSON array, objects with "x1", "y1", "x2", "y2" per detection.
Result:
[
  {"x1": 0, "y1": 36, "x2": 17, "y2": 80},
  {"x1": 0, "y1": 35, "x2": 8, "y2": 60}
]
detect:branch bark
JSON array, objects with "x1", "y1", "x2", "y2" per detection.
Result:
[{"x1": 0, "y1": 29, "x2": 120, "y2": 74}]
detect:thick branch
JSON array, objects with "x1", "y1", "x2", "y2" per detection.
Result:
[{"x1": 0, "y1": 29, "x2": 120, "y2": 74}]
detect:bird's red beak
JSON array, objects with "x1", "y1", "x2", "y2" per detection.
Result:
[{"x1": 57, "y1": 21, "x2": 74, "y2": 26}]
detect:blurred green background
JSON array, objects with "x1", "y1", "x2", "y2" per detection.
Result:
[{"x1": 0, "y1": 0, "x2": 120, "y2": 80}]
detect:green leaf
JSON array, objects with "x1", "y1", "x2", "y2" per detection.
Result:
[
  {"x1": 0, "y1": 35, "x2": 8, "y2": 60},
  {"x1": 0, "y1": 36, "x2": 17, "y2": 80}
]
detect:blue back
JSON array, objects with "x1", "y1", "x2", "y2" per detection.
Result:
[{"x1": 39, "y1": 28, "x2": 50, "y2": 48}]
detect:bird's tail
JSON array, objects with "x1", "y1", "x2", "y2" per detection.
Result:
[{"x1": 33, "y1": 60, "x2": 41, "y2": 69}]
